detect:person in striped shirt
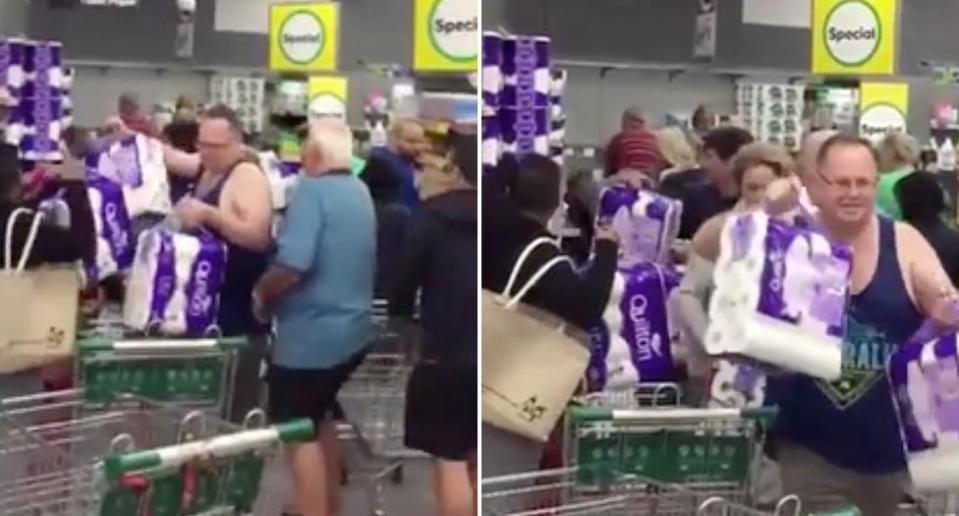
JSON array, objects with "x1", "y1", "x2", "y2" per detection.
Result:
[{"x1": 603, "y1": 106, "x2": 664, "y2": 181}]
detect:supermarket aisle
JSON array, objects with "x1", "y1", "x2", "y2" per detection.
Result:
[{"x1": 258, "y1": 456, "x2": 433, "y2": 515}]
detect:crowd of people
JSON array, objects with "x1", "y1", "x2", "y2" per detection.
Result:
[
  {"x1": 0, "y1": 92, "x2": 478, "y2": 516},
  {"x1": 483, "y1": 104, "x2": 959, "y2": 516}
]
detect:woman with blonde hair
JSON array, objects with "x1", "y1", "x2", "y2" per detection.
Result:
[
  {"x1": 874, "y1": 131, "x2": 921, "y2": 220},
  {"x1": 671, "y1": 142, "x2": 796, "y2": 399},
  {"x1": 655, "y1": 126, "x2": 698, "y2": 181}
]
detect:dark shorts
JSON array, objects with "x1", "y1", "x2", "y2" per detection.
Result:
[
  {"x1": 268, "y1": 350, "x2": 366, "y2": 434},
  {"x1": 405, "y1": 363, "x2": 477, "y2": 461}
]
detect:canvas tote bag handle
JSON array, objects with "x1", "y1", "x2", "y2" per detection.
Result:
[
  {"x1": 4, "y1": 207, "x2": 44, "y2": 273},
  {"x1": 500, "y1": 236, "x2": 574, "y2": 310}
]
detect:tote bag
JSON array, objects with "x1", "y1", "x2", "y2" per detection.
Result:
[
  {"x1": 482, "y1": 237, "x2": 590, "y2": 442},
  {"x1": 0, "y1": 208, "x2": 80, "y2": 373}
]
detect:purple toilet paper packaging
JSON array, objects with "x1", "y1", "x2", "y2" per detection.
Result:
[
  {"x1": 482, "y1": 115, "x2": 500, "y2": 176},
  {"x1": 86, "y1": 174, "x2": 133, "y2": 281},
  {"x1": 21, "y1": 41, "x2": 62, "y2": 98},
  {"x1": 586, "y1": 263, "x2": 680, "y2": 391},
  {"x1": 889, "y1": 334, "x2": 959, "y2": 490},
  {"x1": 14, "y1": 96, "x2": 62, "y2": 162},
  {"x1": 597, "y1": 187, "x2": 682, "y2": 266},
  {"x1": 754, "y1": 218, "x2": 851, "y2": 339},
  {"x1": 501, "y1": 36, "x2": 551, "y2": 108},
  {"x1": 0, "y1": 37, "x2": 26, "y2": 99},
  {"x1": 499, "y1": 106, "x2": 549, "y2": 157},
  {"x1": 481, "y1": 32, "x2": 503, "y2": 113},
  {"x1": 124, "y1": 228, "x2": 227, "y2": 337}
]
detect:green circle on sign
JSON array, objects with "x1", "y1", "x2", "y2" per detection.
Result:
[
  {"x1": 823, "y1": 0, "x2": 882, "y2": 67},
  {"x1": 279, "y1": 10, "x2": 326, "y2": 65},
  {"x1": 427, "y1": 0, "x2": 477, "y2": 63}
]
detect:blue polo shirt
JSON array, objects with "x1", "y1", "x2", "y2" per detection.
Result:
[
  {"x1": 369, "y1": 146, "x2": 419, "y2": 211},
  {"x1": 273, "y1": 170, "x2": 376, "y2": 369}
]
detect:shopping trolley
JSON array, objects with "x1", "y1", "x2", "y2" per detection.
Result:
[
  {"x1": 482, "y1": 467, "x2": 802, "y2": 515},
  {"x1": 0, "y1": 389, "x2": 313, "y2": 515},
  {"x1": 336, "y1": 299, "x2": 428, "y2": 515},
  {"x1": 72, "y1": 334, "x2": 245, "y2": 415}
]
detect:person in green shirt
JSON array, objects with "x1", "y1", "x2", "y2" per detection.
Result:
[{"x1": 874, "y1": 132, "x2": 920, "y2": 219}]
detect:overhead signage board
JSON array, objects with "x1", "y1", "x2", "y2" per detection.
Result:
[
  {"x1": 413, "y1": 0, "x2": 478, "y2": 72},
  {"x1": 858, "y1": 82, "x2": 908, "y2": 141},
  {"x1": 269, "y1": 2, "x2": 340, "y2": 72},
  {"x1": 811, "y1": 0, "x2": 898, "y2": 75}
]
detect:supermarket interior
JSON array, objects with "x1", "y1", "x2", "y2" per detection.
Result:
[
  {"x1": 480, "y1": 1, "x2": 959, "y2": 515},
  {"x1": 0, "y1": 0, "x2": 477, "y2": 515}
]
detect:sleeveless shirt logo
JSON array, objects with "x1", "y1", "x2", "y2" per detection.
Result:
[{"x1": 816, "y1": 315, "x2": 895, "y2": 408}]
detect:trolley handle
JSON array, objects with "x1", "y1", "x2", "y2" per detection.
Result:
[
  {"x1": 76, "y1": 336, "x2": 248, "y2": 353},
  {"x1": 567, "y1": 405, "x2": 779, "y2": 424},
  {"x1": 103, "y1": 418, "x2": 314, "y2": 480}
]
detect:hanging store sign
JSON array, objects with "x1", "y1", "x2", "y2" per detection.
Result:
[
  {"x1": 307, "y1": 75, "x2": 348, "y2": 121},
  {"x1": 693, "y1": 0, "x2": 718, "y2": 59},
  {"x1": 269, "y1": 2, "x2": 340, "y2": 72},
  {"x1": 811, "y1": 0, "x2": 897, "y2": 75},
  {"x1": 413, "y1": 0, "x2": 478, "y2": 72},
  {"x1": 858, "y1": 82, "x2": 908, "y2": 141}
]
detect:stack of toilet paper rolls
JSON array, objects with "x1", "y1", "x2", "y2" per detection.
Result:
[
  {"x1": 597, "y1": 186, "x2": 684, "y2": 267},
  {"x1": 0, "y1": 37, "x2": 66, "y2": 163},
  {"x1": 705, "y1": 210, "x2": 851, "y2": 380},
  {"x1": 586, "y1": 262, "x2": 681, "y2": 392},
  {"x1": 124, "y1": 227, "x2": 228, "y2": 337},
  {"x1": 889, "y1": 333, "x2": 959, "y2": 491},
  {"x1": 86, "y1": 173, "x2": 134, "y2": 283},
  {"x1": 481, "y1": 32, "x2": 559, "y2": 175},
  {"x1": 549, "y1": 69, "x2": 567, "y2": 166}
]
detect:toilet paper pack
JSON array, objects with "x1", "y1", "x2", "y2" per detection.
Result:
[
  {"x1": 708, "y1": 359, "x2": 767, "y2": 408},
  {"x1": 86, "y1": 175, "x2": 133, "y2": 281},
  {"x1": 259, "y1": 151, "x2": 298, "y2": 210},
  {"x1": 482, "y1": 115, "x2": 500, "y2": 177},
  {"x1": 706, "y1": 211, "x2": 851, "y2": 380},
  {"x1": 586, "y1": 263, "x2": 680, "y2": 391},
  {"x1": 0, "y1": 38, "x2": 26, "y2": 99},
  {"x1": 501, "y1": 36, "x2": 551, "y2": 109},
  {"x1": 597, "y1": 186, "x2": 683, "y2": 266},
  {"x1": 481, "y1": 32, "x2": 503, "y2": 114},
  {"x1": 21, "y1": 41, "x2": 62, "y2": 96},
  {"x1": 94, "y1": 135, "x2": 172, "y2": 217},
  {"x1": 499, "y1": 107, "x2": 550, "y2": 157},
  {"x1": 124, "y1": 228, "x2": 227, "y2": 337},
  {"x1": 13, "y1": 97, "x2": 62, "y2": 162},
  {"x1": 889, "y1": 334, "x2": 959, "y2": 490}
]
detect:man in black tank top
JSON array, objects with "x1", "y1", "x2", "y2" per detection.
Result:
[
  {"x1": 766, "y1": 135, "x2": 959, "y2": 515},
  {"x1": 164, "y1": 104, "x2": 274, "y2": 423}
]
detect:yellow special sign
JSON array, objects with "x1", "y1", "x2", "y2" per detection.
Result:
[
  {"x1": 413, "y1": 0, "x2": 478, "y2": 72},
  {"x1": 307, "y1": 76, "x2": 348, "y2": 121},
  {"x1": 858, "y1": 82, "x2": 908, "y2": 141},
  {"x1": 269, "y1": 2, "x2": 340, "y2": 72},
  {"x1": 811, "y1": 0, "x2": 897, "y2": 75}
]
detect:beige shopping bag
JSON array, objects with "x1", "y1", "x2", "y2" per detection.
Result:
[
  {"x1": 0, "y1": 208, "x2": 79, "y2": 374},
  {"x1": 482, "y1": 237, "x2": 590, "y2": 442}
]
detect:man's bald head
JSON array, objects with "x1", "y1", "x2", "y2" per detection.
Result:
[{"x1": 389, "y1": 118, "x2": 425, "y2": 159}]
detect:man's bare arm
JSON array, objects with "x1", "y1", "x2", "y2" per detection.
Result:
[{"x1": 204, "y1": 163, "x2": 273, "y2": 251}]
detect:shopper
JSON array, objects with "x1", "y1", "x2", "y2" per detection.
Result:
[
  {"x1": 360, "y1": 154, "x2": 411, "y2": 299},
  {"x1": 603, "y1": 106, "x2": 663, "y2": 180},
  {"x1": 117, "y1": 92, "x2": 160, "y2": 138},
  {"x1": 253, "y1": 119, "x2": 375, "y2": 516},
  {"x1": 672, "y1": 142, "x2": 795, "y2": 401},
  {"x1": 390, "y1": 131, "x2": 477, "y2": 516},
  {"x1": 368, "y1": 118, "x2": 426, "y2": 211},
  {"x1": 655, "y1": 126, "x2": 699, "y2": 182},
  {"x1": 769, "y1": 135, "x2": 959, "y2": 516},
  {"x1": 659, "y1": 126, "x2": 754, "y2": 238},
  {"x1": 164, "y1": 104, "x2": 272, "y2": 422},
  {"x1": 874, "y1": 132, "x2": 921, "y2": 219},
  {"x1": 897, "y1": 171, "x2": 959, "y2": 286},
  {"x1": 482, "y1": 153, "x2": 618, "y2": 478}
]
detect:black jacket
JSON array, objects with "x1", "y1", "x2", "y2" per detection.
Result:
[
  {"x1": 914, "y1": 221, "x2": 959, "y2": 287},
  {"x1": 0, "y1": 179, "x2": 95, "y2": 269},
  {"x1": 391, "y1": 189, "x2": 477, "y2": 367},
  {"x1": 373, "y1": 202, "x2": 411, "y2": 299},
  {"x1": 482, "y1": 187, "x2": 617, "y2": 331}
]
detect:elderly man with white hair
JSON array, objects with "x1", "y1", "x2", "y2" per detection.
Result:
[{"x1": 253, "y1": 119, "x2": 376, "y2": 516}]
